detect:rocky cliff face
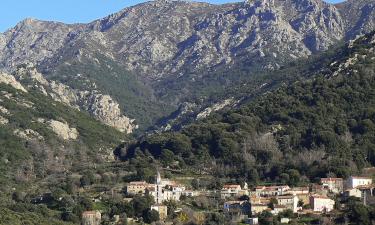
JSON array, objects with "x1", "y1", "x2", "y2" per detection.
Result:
[
  {"x1": 337, "y1": 0, "x2": 375, "y2": 39},
  {"x1": 0, "y1": 72, "x2": 28, "y2": 92},
  {"x1": 0, "y1": 19, "x2": 80, "y2": 69},
  {"x1": 14, "y1": 65, "x2": 137, "y2": 133}
]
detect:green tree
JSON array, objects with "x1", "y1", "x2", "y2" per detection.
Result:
[
  {"x1": 143, "y1": 209, "x2": 159, "y2": 223},
  {"x1": 348, "y1": 201, "x2": 371, "y2": 225},
  {"x1": 161, "y1": 149, "x2": 175, "y2": 166},
  {"x1": 191, "y1": 179, "x2": 200, "y2": 190},
  {"x1": 132, "y1": 195, "x2": 154, "y2": 217},
  {"x1": 287, "y1": 169, "x2": 300, "y2": 186},
  {"x1": 80, "y1": 171, "x2": 95, "y2": 187}
]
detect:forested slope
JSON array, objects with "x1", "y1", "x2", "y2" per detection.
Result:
[{"x1": 117, "y1": 31, "x2": 375, "y2": 185}]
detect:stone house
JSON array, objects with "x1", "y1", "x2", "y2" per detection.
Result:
[{"x1": 321, "y1": 178, "x2": 344, "y2": 194}]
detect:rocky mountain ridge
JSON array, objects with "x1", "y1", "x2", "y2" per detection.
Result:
[
  {"x1": 0, "y1": 0, "x2": 374, "y2": 130},
  {"x1": 1, "y1": 0, "x2": 373, "y2": 77}
]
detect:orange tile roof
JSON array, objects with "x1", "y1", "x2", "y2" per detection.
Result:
[{"x1": 82, "y1": 211, "x2": 99, "y2": 216}]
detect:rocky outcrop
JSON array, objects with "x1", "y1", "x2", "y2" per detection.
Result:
[
  {"x1": 0, "y1": 115, "x2": 8, "y2": 125},
  {"x1": 196, "y1": 98, "x2": 235, "y2": 119},
  {"x1": 15, "y1": 65, "x2": 137, "y2": 133},
  {"x1": 0, "y1": 18, "x2": 80, "y2": 70},
  {"x1": 13, "y1": 128, "x2": 44, "y2": 141},
  {"x1": 0, "y1": 72, "x2": 27, "y2": 92},
  {"x1": 46, "y1": 119, "x2": 79, "y2": 140},
  {"x1": 0, "y1": 105, "x2": 9, "y2": 115},
  {"x1": 81, "y1": 94, "x2": 137, "y2": 133}
]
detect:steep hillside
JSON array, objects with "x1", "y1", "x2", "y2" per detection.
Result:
[
  {"x1": 0, "y1": 70, "x2": 133, "y2": 224},
  {"x1": 1, "y1": 0, "x2": 375, "y2": 130},
  {"x1": 117, "y1": 31, "x2": 375, "y2": 184},
  {"x1": 337, "y1": 0, "x2": 375, "y2": 39},
  {"x1": 0, "y1": 72, "x2": 126, "y2": 191}
]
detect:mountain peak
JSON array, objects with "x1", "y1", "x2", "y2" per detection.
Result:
[{"x1": 15, "y1": 17, "x2": 39, "y2": 28}]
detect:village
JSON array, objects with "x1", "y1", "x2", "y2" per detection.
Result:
[{"x1": 81, "y1": 171, "x2": 375, "y2": 225}]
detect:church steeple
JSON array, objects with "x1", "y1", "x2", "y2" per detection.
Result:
[
  {"x1": 156, "y1": 170, "x2": 161, "y2": 185},
  {"x1": 155, "y1": 169, "x2": 163, "y2": 204}
]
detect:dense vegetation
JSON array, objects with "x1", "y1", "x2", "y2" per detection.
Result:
[
  {"x1": 42, "y1": 38, "x2": 345, "y2": 132},
  {"x1": 118, "y1": 32, "x2": 375, "y2": 185},
  {"x1": 0, "y1": 82, "x2": 127, "y2": 224},
  {"x1": 153, "y1": 38, "x2": 347, "y2": 130}
]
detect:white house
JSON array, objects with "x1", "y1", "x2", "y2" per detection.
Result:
[
  {"x1": 221, "y1": 184, "x2": 243, "y2": 198},
  {"x1": 182, "y1": 190, "x2": 198, "y2": 197},
  {"x1": 309, "y1": 195, "x2": 335, "y2": 213},
  {"x1": 346, "y1": 176, "x2": 373, "y2": 189},
  {"x1": 271, "y1": 205, "x2": 287, "y2": 215},
  {"x1": 344, "y1": 188, "x2": 362, "y2": 198},
  {"x1": 255, "y1": 185, "x2": 290, "y2": 197},
  {"x1": 276, "y1": 195, "x2": 299, "y2": 213},
  {"x1": 287, "y1": 187, "x2": 309, "y2": 195}
]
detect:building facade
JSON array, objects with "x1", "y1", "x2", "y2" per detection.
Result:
[
  {"x1": 126, "y1": 181, "x2": 152, "y2": 195},
  {"x1": 151, "y1": 204, "x2": 168, "y2": 220},
  {"x1": 276, "y1": 195, "x2": 299, "y2": 213},
  {"x1": 321, "y1": 178, "x2": 344, "y2": 194},
  {"x1": 82, "y1": 211, "x2": 101, "y2": 225},
  {"x1": 221, "y1": 184, "x2": 243, "y2": 198},
  {"x1": 223, "y1": 201, "x2": 251, "y2": 215},
  {"x1": 346, "y1": 176, "x2": 373, "y2": 189},
  {"x1": 250, "y1": 203, "x2": 268, "y2": 214},
  {"x1": 255, "y1": 185, "x2": 290, "y2": 197},
  {"x1": 309, "y1": 195, "x2": 335, "y2": 213}
]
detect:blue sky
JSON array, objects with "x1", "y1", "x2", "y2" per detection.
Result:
[{"x1": 1, "y1": 0, "x2": 345, "y2": 32}]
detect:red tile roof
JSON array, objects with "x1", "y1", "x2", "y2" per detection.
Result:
[{"x1": 223, "y1": 184, "x2": 241, "y2": 189}]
